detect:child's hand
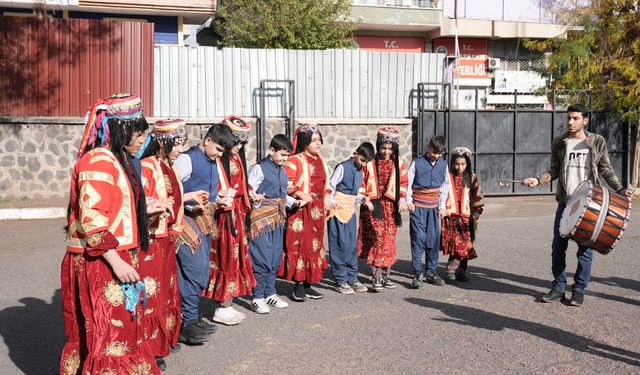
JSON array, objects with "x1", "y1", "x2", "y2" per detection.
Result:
[
  {"x1": 438, "y1": 210, "x2": 446, "y2": 220},
  {"x1": 473, "y1": 212, "x2": 480, "y2": 221},
  {"x1": 219, "y1": 188, "x2": 237, "y2": 199},
  {"x1": 295, "y1": 199, "x2": 307, "y2": 208},
  {"x1": 251, "y1": 192, "x2": 265, "y2": 206},
  {"x1": 296, "y1": 192, "x2": 312, "y2": 204},
  {"x1": 407, "y1": 203, "x2": 416, "y2": 213},
  {"x1": 366, "y1": 202, "x2": 374, "y2": 211},
  {"x1": 216, "y1": 196, "x2": 233, "y2": 208},
  {"x1": 398, "y1": 199, "x2": 408, "y2": 213}
]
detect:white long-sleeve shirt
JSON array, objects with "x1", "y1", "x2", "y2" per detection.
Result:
[{"x1": 405, "y1": 159, "x2": 451, "y2": 210}]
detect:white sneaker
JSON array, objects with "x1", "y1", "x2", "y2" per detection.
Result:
[
  {"x1": 212, "y1": 307, "x2": 243, "y2": 326},
  {"x1": 251, "y1": 299, "x2": 270, "y2": 314},
  {"x1": 265, "y1": 294, "x2": 289, "y2": 309},
  {"x1": 229, "y1": 306, "x2": 246, "y2": 320}
]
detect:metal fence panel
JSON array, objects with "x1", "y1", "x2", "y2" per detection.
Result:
[
  {"x1": 0, "y1": 16, "x2": 154, "y2": 116},
  {"x1": 417, "y1": 109, "x2": 629, "y2": 195},
  {"x1": 154, "y1": 46, "x2": 444, "y2": 118}
]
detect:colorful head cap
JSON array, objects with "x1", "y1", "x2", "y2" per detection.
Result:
[
  {"x1": 222, "y1": 115, "x2": 251, "y2": 143},
  {"x1": 450, "y1": 146, "x2": 473, "y2": 158},
  {"x1": 77, "y1": 93, "x2": 144, "y2": 159},
  {"x1": 292, "y1": 123, "x2": 321, "y2": 152},
  {"x1": 152, "y1": 118, "x2": 187, "y2": 141},
  {"x1": 376, "y1": 126, "x2": 400, "y2": 144}
]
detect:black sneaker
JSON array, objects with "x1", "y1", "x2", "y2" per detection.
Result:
[
  {"x1": 372, "y1": 277, "x2": 383, "y2": 292},
  {"x1": 196, "y1": 316, "x2": 218, "y2": 334},
  {"x1": 169, "y1": 343, "x2": 182, "y2": 354},
  {"x1": 382, "y1": 276, "x2": 397, "y2": 289},
  {"x1": 304, "y1": 284, "x2": 324, "y2": 300},
  {"x1": 425, "y1": 273, "x2": 445, "y2": 286},
  {"x1": 291, "y1": 283, "x2": 307, "y2": 302},
  {"x1": 178, "y1": 321, "x2": 209, "y2": 345},
  {"x1": 411, "y1": 273, "x2": 423, "y2": 289},
  {"x1": 569, "y1": 291, "x2": 584, "y2": 307},
  {"x1": 155, "y1": 358, "x2": 167, "y2": 372},
  {"x1": 446, "y1": 273, "x2": 456, "y2": 282},
  {"x1": 541, "y1": 289, "x2": 565, "y2": 303}
]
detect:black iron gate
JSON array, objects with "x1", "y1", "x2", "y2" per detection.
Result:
[{"x1": 415, "y1": 84, "x2": 630, "y2": 195}]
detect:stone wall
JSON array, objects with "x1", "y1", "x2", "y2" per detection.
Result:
[{"x1": 0, "y1": 117, "x2": 414, "y2": 200}]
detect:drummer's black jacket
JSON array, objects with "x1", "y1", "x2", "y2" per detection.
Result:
[{"x1": 537, "y1": 130, "x2": 622, "y2": 203}]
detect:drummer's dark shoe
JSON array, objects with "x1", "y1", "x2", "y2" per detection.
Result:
[
  {"x1": 541, "y1": 289, "x2": 565, "y2": 303},
  {"x1": 569, "y1": 291, "x2": 584, "y2": 307}
]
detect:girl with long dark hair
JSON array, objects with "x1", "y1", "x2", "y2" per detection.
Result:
[
  {"x1": 441, "y1": 147, "x2": 484, "y2": 282},
  {"x1": 357, "y1": 126, "x2": 408, "y2": 292}
]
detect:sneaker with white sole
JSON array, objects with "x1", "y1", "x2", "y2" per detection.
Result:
[
  {"x1": 351, "y1": 281, "x2": 368, "y2": 293},
  {"x1": 335, "y1": 282, "x2": 355, "y2": 295},
  {"x1": 212, "y1": 307, "x2": 243, "y2": 326},
  {"x1": 265, "y1": 294, "x2": 289, "y2": 309},
  {"x1": 251, "y1": 299, "x2": 270, "y2": 314},
  {"x1": 230, "y1": 306, "x2": 246, "y2": 320}
]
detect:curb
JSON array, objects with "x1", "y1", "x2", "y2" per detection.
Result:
[{"x1": 0, "y1": 207, "x2": 66, "y2": 221}]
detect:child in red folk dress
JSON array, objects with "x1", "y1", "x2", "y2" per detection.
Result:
[
  {"x1": 357, "y1": 127, "x2": 409, "y2": 292},
  {"x1": 206, "y1": 116, "x2": 256, "y2": 326},
  {"x1": 441, "y1": 147, "x2": 484, "y2": 282},
  {"x1": 61, "y1": 94, "x2": 163, "y2": 375},
  {"x1": 280, "y1": 124, "x2": 331, "y2": 302},
  {"x1": 139, "y1": 119, "x2": 191, "y2": 370}
]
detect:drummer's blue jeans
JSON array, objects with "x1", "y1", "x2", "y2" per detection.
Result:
[{"x1": 551, "y1": 204, "x2": 593, "y2": 294}]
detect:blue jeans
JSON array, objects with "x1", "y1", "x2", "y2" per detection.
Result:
[
  {"x1": 410, "y1": 206, "x2": 440, "y2": 275},
  {"x1": 176, "y1": 234, "x2": 212, "y2": 326},
  {"x1": 328, "y1": 216, "x2": 358, "y2": 284},
  {"x1": 551, "y1": 204, "x2": 593, "y2": 294}
]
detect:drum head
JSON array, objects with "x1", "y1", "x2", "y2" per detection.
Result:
[{"x1": 559, "y1": 181, "x2": 591, "y2": 236}]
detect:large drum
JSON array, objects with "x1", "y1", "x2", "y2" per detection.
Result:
[{"x1": 559, "y1": 181, "x2": 632, "y2": 254}]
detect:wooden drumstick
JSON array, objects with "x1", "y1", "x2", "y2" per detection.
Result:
[{"x1": 498, "y1": 179, "x2": 524, "y2": 186}]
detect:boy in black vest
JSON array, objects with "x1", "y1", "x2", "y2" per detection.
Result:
[
  {"x1": 327, "y1": 142, "x2": 375, "y2": 294},
  {"x1": 247, "y1": 135, "x2": 297, "y2": 313},
  {"x1": 406, "y1": 136, "x2": 451, "y2": 288}
]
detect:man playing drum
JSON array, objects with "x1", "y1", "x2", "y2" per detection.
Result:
[{"x1": 522, "y1": 104, "x2": 631, "y2": 307}]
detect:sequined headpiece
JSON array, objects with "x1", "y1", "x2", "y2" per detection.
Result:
[
  {"x1": 292, "y1": 123, "x2": 321, "y2": 152},
  {"x1": 222, "y1": 115, "x2": 251, "y2": 143},
  {"x1": 152, "y1": 118, "x2": 187, "y2": 141},
  {"x1": 450, "y1": 146, "x2": 473, "y2": 158},
  {"x1": 77, "y1": 93, "x2": 144, "y2": 159},
  {"x1": 376, "y1": 126, "x2": 400, "y2": 144}
]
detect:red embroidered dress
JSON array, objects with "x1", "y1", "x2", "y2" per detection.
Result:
[
  {"x1": 357, "y1": 159, "x2": 407, "y2": 268},
  {"x1": 140, "y1": 157, "x2": 184, "y2": 357},
  {"x1": 61, "y1": 148, "x2": 160, "y2": 375},
  {"x1": 206, "y1": 154, "x2": 256, "y2": 302},
  {"x1": 441, "y1": 173, "x2": 484, "y2": 261},
  {"x1": 279, "y1": 153, "x2": 330, "y2": 283}
]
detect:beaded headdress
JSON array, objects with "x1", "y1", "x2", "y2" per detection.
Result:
[
  {"x1": 77, "y1": 93, "x2": 144, "y2": 159},
  {"x1": 376, "y1": 126, "x2": 400, "y2": 144},
  {"x1": 222, "y1": 115, "x2": 251, "y2": 143}
]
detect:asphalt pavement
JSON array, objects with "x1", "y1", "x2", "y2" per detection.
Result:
[{"x1": 0, "y1": 195, "x2": 638, "y2": 375}]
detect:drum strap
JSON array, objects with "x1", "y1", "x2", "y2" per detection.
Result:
[{"x1": 585, "y1": 187, "x2": 610, "y2": 246}]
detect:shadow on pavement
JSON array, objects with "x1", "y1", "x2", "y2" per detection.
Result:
[
  {"x1": 0, "y1": 289, "x2": 65, "y2": 375},
  {"x1": 406, "y1": 298, "x2": 640, "y2": 367},
  {"x1": 392, "y1": 260, "x2": 640, "y2": 306}
]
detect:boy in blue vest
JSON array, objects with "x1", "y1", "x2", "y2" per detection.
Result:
[
  {"x1": 173, "y1": 124, "x2": 235, "y2": 344},
  {"x1": 405, "y1": 135, "x2": 451, "y2": 288},
  {"x1": 327, "y1": 142, "x2": 376, "y2": 294},
  {"x1": 247, "y1": 134, "x2": 298, "y2": 314}
]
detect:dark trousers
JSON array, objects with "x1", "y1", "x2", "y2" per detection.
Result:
[
  {"x1": 249, "y1": 224, "x2": 284, "y2": 299},
  {"x1": 176, "y1": 234, "x2": 211, "y2": 326},
  {"x1": 551, "y1": 204, "x2": 593, "y2": 294},
  {"x1": 410, "y1": 206, "x2": 440, "y2": 275},
  {"x1": 328, "y1": 215, "x2": 358, "y2": 284}
]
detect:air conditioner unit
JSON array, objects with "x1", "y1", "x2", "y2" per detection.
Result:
[{"x1": 487, "y1": 57, "x2": 501, "y2": 70}]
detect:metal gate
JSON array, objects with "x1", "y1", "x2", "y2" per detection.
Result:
[{"x1": 415, "y1": 84, "x2": 631, "y2": 195}]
